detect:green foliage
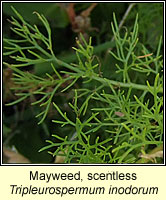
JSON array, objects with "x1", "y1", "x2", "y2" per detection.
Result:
[{"x1": 3, "y1": 5, "x2": 163, "y2": 164}]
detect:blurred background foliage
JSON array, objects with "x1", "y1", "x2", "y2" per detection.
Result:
[{"x1": 3, "y1": 2, "x2": 163, "y2": 163}]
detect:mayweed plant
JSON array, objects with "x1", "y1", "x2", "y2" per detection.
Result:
[{"x1": 3, "y1": 6, "x2": 163, "y2": 164}]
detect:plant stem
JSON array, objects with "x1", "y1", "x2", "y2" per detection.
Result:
[
  {"x1": 52, "y1": 55, "x2": 163, "y2": 94},
  {"x1": 105, "y1": 3, "x2": 136, "y2": 56},
  {"x1": 92, "y1": 75, "x2": 163, "y2": 93}
]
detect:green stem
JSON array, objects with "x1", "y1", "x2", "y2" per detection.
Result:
[
  {"x1": 53, "y1": 57, "x2": 83, "y2": 74},
  {"x1": 51, "y1": 54, "x2": 163, "y2": 94},
  {"x1": 92, "y1": 75, "x2": 163, "y2": 93}
]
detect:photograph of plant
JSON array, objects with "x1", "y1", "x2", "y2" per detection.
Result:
[{"x1": 3, "y1": 2, "x2": 163, "y2": 164}]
